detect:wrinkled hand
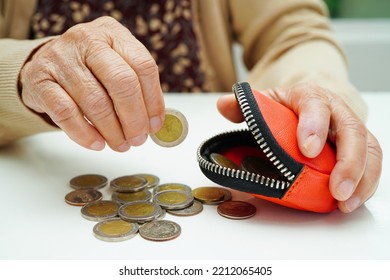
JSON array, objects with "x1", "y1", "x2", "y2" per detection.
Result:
[
  {"x1": 20, "y1": 16, "x2": 165, "y2": 152},
  {"x1": 217, "y1": 83, "x2": 383, "y2": 213}
]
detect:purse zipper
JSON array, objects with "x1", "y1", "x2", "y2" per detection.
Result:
[{"x1": 197, "y1": 82, "x2": 303, "y2": 195}]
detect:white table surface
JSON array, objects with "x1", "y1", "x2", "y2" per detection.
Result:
[{"x1": 1, "y1": 92, "x2": 389, "y2": 260}]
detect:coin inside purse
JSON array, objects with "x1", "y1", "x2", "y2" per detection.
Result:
[{"x1": 197, "y1": 82, "x2": 338, "y2": 213}]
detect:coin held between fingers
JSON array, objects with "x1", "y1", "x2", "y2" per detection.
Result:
[{"x1": 150, "y1": 108, "x2": 188, "y2": 147}]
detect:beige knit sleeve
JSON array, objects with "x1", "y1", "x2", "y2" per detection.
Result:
[
  {"x1": 0, "y1": 38, "x2": 59, "y2": 146},
  {"x1": 229, "y1": 0, "x2": 367, "y2": 119}
]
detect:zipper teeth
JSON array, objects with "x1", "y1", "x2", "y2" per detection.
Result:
[
  {"x1": 235, "y1": 85, "x2": 296, "y2": 183},
  {"x1": 196, "y1": 130, "x2": 290, "y2": 190}
]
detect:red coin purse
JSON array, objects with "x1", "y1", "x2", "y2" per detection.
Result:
[{"x1": 197, "y1": 82, "x2": 337, "y2": 213}]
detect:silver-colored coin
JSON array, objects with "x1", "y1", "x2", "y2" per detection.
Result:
[
  {"x1": 153, "y1": 190, "x2": 194, "y2": 210},
  {"x1": 110, "y1": 175, "x2": 148, "y2": 193},
  {"x1": 167, "y1": 200, "x2": 203, "y2": 216},
  {"x1": 150, "y1": 108, "x2": 189, "y2": 147},
  {"x1": 93, "y1": 218, "x2": 139, "y2": 242},
  {"x1": 111, "y1": 190, "x2": 152, "y2": 204},
  {"x1": 133, "y1": 173, "x2": 160, "y2": 189},
  {"x1": 81, "y1": 200, "x2": 120, "y2": 222},
  {"x1": 154, "y1": 183, "x2": 192, "y2": 194},
  {"x1": 118, "y1": 201, "x2": 162, "y2": 223},
  {"x1": 69, "y1": 174, "x2": 108, "y2": 190},
  {"x1": 139, "y1": 220, "x2": 181, "y2": 241}
]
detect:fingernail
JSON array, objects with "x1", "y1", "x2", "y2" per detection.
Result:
[
  {"x1": 117, "y1": 141, "x2": 130, "y2": 152},
  {"x1": 344, "y1": 196, "x2": 361, "y2": 213},
  {"x1": 303, "y1": 134, "x2": 322, "y2": 158},
  {"x1": 130, "y1": 134, "x2": 148, "y2": 146},
  {"x1": 338, "y1": 179, "x2": 355, "y2": 200},
  {"x1": 150, "y1": 116, "x2": 162, "y2": 133},
  {"x1": 90, "y1": 140, "x2": 105, "y2": 151}
]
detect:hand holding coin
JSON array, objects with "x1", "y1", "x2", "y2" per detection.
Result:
[{"x1": 150, "y1": 108, "x2": 188, "y2": 147}]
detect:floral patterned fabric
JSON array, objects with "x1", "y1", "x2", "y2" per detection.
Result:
[{"x1": 31, "y1": 0, "x2": 208, "y2": 92}]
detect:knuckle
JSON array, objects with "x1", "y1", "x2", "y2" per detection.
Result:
[
  {"x1": 137, "y1": 58, "x2": 159, "y2": 77},
  {"x1": 110, "y1": 70, "x2": 141, "y2": 100},
  {"x1": 83, "y1": 93, "x2": 113, "y2": 120},
  {"x1": 49, "y1": 98, "x2": 78, "y2": 124}
]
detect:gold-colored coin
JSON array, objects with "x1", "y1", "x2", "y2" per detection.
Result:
[
  {"x1": 150, "y1": 108, "x2": 188, "y2": 147},
  {"x1": 93, "y1": 218, "x2": 139, "y2": 242},
  {"x1": 154, "y1": 183, "x2": 192, "y2": 194},
  {"x1": 192, "y1": 186, "x2": 226, "y2": 204},
  {"x1": 210, "y1": 153, "x2": 241, "y2": 170},
  {"x1": 110, "y1": 175, "x2": 148, "y2": 193},
  {"x1": 65, "y1": 189, "x2": 103, "y2": 206},
  {"x1": 241, "y1": 156, "x2": 282, "y2": 180},
  {"x1": 69, "y1": 174, "x2": 108, "y2": 190},
  {"x1": 81, "y1": 200, "x2": 120, "y2": 221},
  {"x1": 118, "y1": 201, "x2": 162, "y2": 223},
  {"x1": 134, "y1": 173, "x2": 160, "y2": 189},
  {"x1": 111, "y1": 190, "x2": 152, "y2": 204},
  {"x1": 154, "y1": 190, "x2": 194, "y2": 210}
]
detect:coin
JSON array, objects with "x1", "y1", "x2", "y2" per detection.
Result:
[
  {"x1": 81, "y1": 200, "x2": 120, "y2": 221},
  {"x1": 167, "y1": 200, "x2": 203, "y2": 216},
  {"x1": 192, "y1": 186, "x2": 226, "y2": 204},
  {"x1": 118, "y1": 201, "x2": 162, "y2": 223},
  {"x1": 110, "y1": 175, "x2": 148, "y2": 193},
  {"x1": 154, "y1": 190, "x2": 194, "y2": 210},
  {"x1": 69, "y1": 174, "x2": 108, "y2": 190},
  {"x1": 205, "y1": 187, "x2": 232, "y2": 205},
  {"x1": 134, "y1": 173, "x2": 160, "y2": 189},
  {"x1": 65, "y1": 189, "x2": 103, "y2": 206},
  {"x1": 210, "y1": 153, "x2": 241, "y2": 170},
  {"x1": 111, "y1": 190, "x2": 152, "y2": 204},
  {"x1": 241, "y1": 156, "x2": 281, "y2": 180},
  {"x1": 150, "y1": 108, "x2": 188, "y2": 147},
  {"x1": 154, "y1": 183, "x2": 192, "y2": 194},
  {"x1": 93, "y1": 218, "x2": 139, "y2": 242},
  {"x1": 217, "y1": 201, "x2": 257, "y2": 219},
  {"x1": 139, "y1": 220, "x2": 181, "y2": 241}
]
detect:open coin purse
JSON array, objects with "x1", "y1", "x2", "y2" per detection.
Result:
[{"x1": 197, "y1": 82, "x2": 337, "y2": 213}]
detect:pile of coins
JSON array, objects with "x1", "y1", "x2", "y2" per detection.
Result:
[{"x1": 65, "y1": 173, "x2": 257, "y2": 242}]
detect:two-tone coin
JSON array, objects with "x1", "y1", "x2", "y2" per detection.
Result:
[
  {"x1": 81, "y1": 200, "x2": 120, "y2": 221},
  {"x1": 111, "y1": 190, "x2": 152, "y2": 204},
  {"x1": 139, "y1": 220, "x2": 181, "y2": 241},
  {"x1": 134, "y1": 173, "x2": 160, "y2": 189},
  {"x1": 167, "y1": 200, "x2": 203, "y2": 216},
  {"x1": 210, "y1": 153, "x2": 241, "y2": 170},
  {"x1": 154, "y1": 190, "x2": 194, "y2": 210},
  {"x1": 241, "y1": 156, "x2": 281, "y2": 180},
  {"x1": 110, "y1": 175, "x2": 148, "y2": 193},
  {"x1": 192, "y1": 186, "x2": 231, "y2": 205},
  {"x1": 65, "y1": 189, "x2": 103, "y2": 206},
  {"x1": 69, "y1": 174, "x2": 108, "y2": 190},
  {"x1": 150, "y1": 108, "x2": 188, "y2": 147},
  {"x1": 217, "y1": 201, "x2": 257, "y2": 219},
  {"x1": 93, "y1": 218, "x2": 139, "y2": 242},
  {"x1": 118, "y1": 201, "x2": 162, "y2": 223},
  {"x1": 154, "y1": 183, "x2": 192, "y2": 194}
]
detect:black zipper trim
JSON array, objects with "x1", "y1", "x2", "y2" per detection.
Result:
[
  {"x1": 197, "y1": 82, "x2": 304, "y2": 198},
  {"x1": 233, "y1": 82, "x2": 303, "y2": 182}
]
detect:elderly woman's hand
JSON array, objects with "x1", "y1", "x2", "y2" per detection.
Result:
[
  {"x1": 20, "y1": 16, "x2": 165, "y2": 152},
  {"x1": 217, "y1": 83, "x2": 383, "y2": 213}
]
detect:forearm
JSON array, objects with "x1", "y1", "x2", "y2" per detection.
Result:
[
  {"x1": 247, "y1": 40, "x2": 368, "y2": 120},
  {"x1": 0, "y1": 38, "x2": 58, "y2": 146}
]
